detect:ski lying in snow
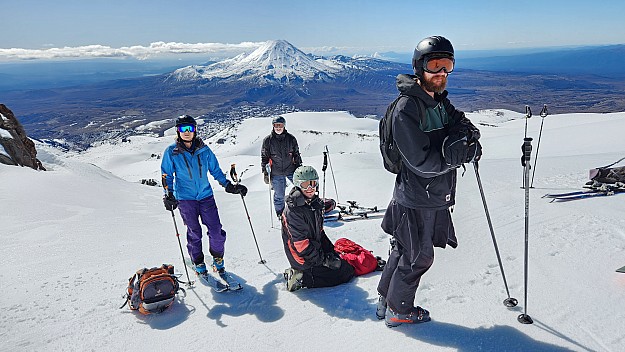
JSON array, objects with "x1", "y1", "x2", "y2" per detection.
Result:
[
  {"x1": 546, "y1": 191, "x2": 624, "y2": 202},
  {"x1": 337, "y1": 201, "x2": 378, "y2": 214},
  {"x1": 216, "y1": 270, "x2": 242, "y2": 290},
  {"x1": 617, "y1": 265, "x2": 625, "y2": 273},
  {"x1": 184, "y1": 259, "x2": 229, "y2": 292},
  {"x1": 543, "y1": 183, "x2": 625, "y2": 202},
  {"x1": 324, "y1": 210, "x2": 382, "y2": 222}
]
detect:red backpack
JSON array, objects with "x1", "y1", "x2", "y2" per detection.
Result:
[{"x1": 334, "y1": 238, "x2": 378, "y2": 276}]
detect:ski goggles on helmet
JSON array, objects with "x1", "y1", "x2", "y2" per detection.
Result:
[
  {"x1": 423, "y1": 55, "x2": 454, "y2": 74},
  {"x1": 177, "y1": 124, "x2": 195, "y2": 133},
  {"x1": 298, "y1": 180, "x2": 318, "y2": 190}
]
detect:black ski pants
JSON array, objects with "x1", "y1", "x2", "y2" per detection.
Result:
[
  {"x1": 302, "y1": 258, "x2": 355, "y2": 288},
  {"x1": 377, "y1": 200, "x2": 454, "y2": 314}
]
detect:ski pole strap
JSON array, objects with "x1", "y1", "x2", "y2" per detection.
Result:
[
  {"x1": 521, "y1": 138, "x2": 533, "y2": 166},
  {"x1": 525, "y1": 105, "x2": 532, "y2": 118},
  {"x1": 230, "y1": 163, "x2": 239, "y2": 184},
  {"x1": 161, "y1": 173, "x2": 170, "y2": 194},
  {"x1": 539, "y1": 104, "x2": 548, "y2": 118},
  {"x1": 322, "y1": 151, "x2": 328, "y2": 172}
]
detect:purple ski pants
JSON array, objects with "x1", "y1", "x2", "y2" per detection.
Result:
[{"x1": 177, "y1": 196, "x2": 226, "y2": 265}]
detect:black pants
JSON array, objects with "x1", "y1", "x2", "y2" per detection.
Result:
[
  {"x1": 376, "y1": 200, "x2": 455, "y2": 314},
  {"x1": 302, "y1": 258, "x2": 355, "y2": 288}
]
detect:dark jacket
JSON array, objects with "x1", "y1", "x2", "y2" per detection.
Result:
[
  {"x1": 261, "y1": 130, "x2": 302, "y2": 176},
  {"x1": 281, "y1": 188, "x2": 335, "y2": 270},
  {"x1": 392, "y1": 74, "x2": 480, "y2": 210}
]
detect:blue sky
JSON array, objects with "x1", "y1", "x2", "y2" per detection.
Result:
[{"x1": 2, "y1": 0, "x2": 625, "y2": 61}]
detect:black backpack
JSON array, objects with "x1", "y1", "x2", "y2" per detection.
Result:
[{"x1": 379, "y1": 94, "x2": 425, "y2": 174}]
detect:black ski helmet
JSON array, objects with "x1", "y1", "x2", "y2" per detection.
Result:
[
  {"x1": 412, "y1": 36, "x2": 454, "y2": 76},
  {"x1": 175, "y1": 114, "x2": 197, "y2": 127},
  {"x1": 272, "y1": 116, "x2": 286, "y2": 125}
]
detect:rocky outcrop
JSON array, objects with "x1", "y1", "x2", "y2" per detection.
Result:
[{"x1": 0, "y1": 104, "x2": 45, "y2": 170}]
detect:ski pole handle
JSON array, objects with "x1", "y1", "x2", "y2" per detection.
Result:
[
  {"x1": 525, "y1": 105, "x2": 532, "y2": 119},
  {"x1": 322, "y1": 151, "x2": 328, "y2": 172},
  {"x1": 521, "y1": 138, "x2": 533, "y2": 166},
  {"x1": 230, "y1": 163, "x2": 239, "y2": 185},
  {"x1": 539, "y1": 104, "x2": 548, "y2": 118}
]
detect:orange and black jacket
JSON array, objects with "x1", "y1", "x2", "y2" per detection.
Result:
[{"x1": 281, "y1": 187, "x2": 334, "y2": 270}]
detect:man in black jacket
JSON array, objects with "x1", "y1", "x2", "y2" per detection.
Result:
[
  {"x1": 376, "y1": 36, "x2": 482, "y2": 328},
  {"x1": 282, "y1": 165, "x2": 354, "y2": 292},
  {"x1": 261, "y1": 116, "x2": 302, "y2": 219}
]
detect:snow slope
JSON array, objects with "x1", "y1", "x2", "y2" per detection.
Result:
[{"x1": 2, "y1": 110, "x2": 625, "y2": 351}]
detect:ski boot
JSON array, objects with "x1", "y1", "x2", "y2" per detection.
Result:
[
  {"x1": 385, "y1": 306, "x2": 430, "y2": 328},
  {"x1": 284, "y1": 268, "x2": 303, "y2": 292},
  {"x1": 194, "y1": 263, "x2": 208, "y2": 275},
  {"x1": 212, "y1": 257, "x2": 225, "y2": 273},
  {"x1": 376, "y1": 295, "x2": 387, "y2": 320}
]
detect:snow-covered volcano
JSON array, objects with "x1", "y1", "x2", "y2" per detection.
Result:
[{"x1": 170, "y1": 40, "x2": 340, "y2": 83}]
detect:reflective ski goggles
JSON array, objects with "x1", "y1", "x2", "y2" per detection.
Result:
[
  {"x1": 423, "y1": 56, "x2": 455, "y2": 74},
  {"x1": 177, "y1": 124, "x2": 195, "y2": 133},
  {"x1": 298, "y1": 180, "x2": 318, "y2": 190}
]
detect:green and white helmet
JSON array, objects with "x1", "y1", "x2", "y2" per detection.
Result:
[{"x1": 293, "y1": 165, "x2": 319, "y2": 189}]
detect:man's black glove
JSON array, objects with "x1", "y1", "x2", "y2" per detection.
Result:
[
  {"x1": 225, "y1": 181, "x2": 248, "y2": 197},
  {"x1": 163, "y1": 192, "x2": 178, "y2": 211},
  {"x1": 443, "y1": 133, "x2": 469, "y2": 167},
  {"x1": 322, "y1": 251, "x2": 342, "y2": 270},
  {"x1": 443, "y1": 130, "x2": 483, "y2": 166}
]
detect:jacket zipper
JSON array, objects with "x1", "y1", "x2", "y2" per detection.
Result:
[{"x1": 182, "y1": 155, "x2": 193, "y2": 179}]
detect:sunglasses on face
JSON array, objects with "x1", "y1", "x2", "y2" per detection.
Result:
[
  {"x1": 299, "y1": 180, "x2": 318, "y2": 190},
  {"x1": 178, "y1": 125, "x2": 195, "y2": 133},
  {"x1": 423, "y1": 56, "x2": 455, "y2": 74}
]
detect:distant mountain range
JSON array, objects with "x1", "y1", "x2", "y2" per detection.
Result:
[{"x1": 2, "y1": 40, "x2": 625, "y2": 146}]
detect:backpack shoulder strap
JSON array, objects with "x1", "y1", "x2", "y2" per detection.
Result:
[{"x1": 399, "y1": 94, "x2": 427, "y2": 130}]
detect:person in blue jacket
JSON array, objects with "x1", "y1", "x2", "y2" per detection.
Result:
[{"x1": 161, "y1": 115, "x2": 247, "y2": 275}]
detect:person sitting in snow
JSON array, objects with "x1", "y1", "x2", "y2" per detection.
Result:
[
  {"x1": 161, "y1": 115, "x2": 247, "y2": 275},
  {"x1": 282, "y1": 165, "x2": 354, "y2": 291},
  {"x1": 261, "y1": 116, "x2": 302, "y2": 220}
]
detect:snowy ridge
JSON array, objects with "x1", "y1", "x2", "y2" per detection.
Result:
[{"x1": 2, "y1": 109, "x2": 625, "y2": 351}]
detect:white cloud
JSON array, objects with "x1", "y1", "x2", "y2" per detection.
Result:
[{"x1": 0, "y1": 41, "x2": 265, "y2": 61}]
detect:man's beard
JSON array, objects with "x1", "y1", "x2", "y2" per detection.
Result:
[{"x1": 421, "y1": 75, "x2": 447, "y2": 93}]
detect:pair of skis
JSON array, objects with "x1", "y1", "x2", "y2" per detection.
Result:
[
  {"x1": 324, "y1": 200, "x2": 380, "y2": 222},
  {"x1": 184, "y1": 259, "x2": 242, "y2": 292},
  {"x1": 542, "y1": 184, "x2": 625, "y2": 202}
]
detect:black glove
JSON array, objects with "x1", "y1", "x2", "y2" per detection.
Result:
[
  {"x1": 322, "y1": 252, "x2": 342, "y2": 270},
  {"x1": 263, "y1": 172, "x2": 270, "y2": 185},
  {"x1": 163, "y1": 192, "x2": 178, "y2": 211},
  {"x1": 466, "y1": 140, "x2": 482, "y2": 163},
  {"x1": 225, "y1": 182, "x2": 248, "y2": 197},
  {"x1": 443, "y1": 133, "x2": 469, "y2": 167}
]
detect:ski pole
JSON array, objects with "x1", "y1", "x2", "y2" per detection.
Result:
[
  {"x1": 322, "y1": 151, "x2": 328, "y2": 215},
  {"x1": 473, "y1": 161, "x2": 518, "y2": 308},
  {"x1": 522, "y1": 106, "x2": 532, "y2": 189},
  {"x1": 169, "y1": 209, "x2": 195, "y2": 288},
  {"x1": 518, "y1": 138, "x2": 534, "y2": 324},
  {"x1": 530, "y1": 105, "x2": 548, "y2": 188},
  {"x1": 265, "y1": 163, "x2": 274, "y2": 228},
  {"x1": 161, "y1": 174, "x2": 194, "y2": 288},
  {"x1": 324, "y1": 145, "x2": 339, "y2": 204},
  {"x1": 230, "y1": 164, "x2": 266, "y2": 264}
]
